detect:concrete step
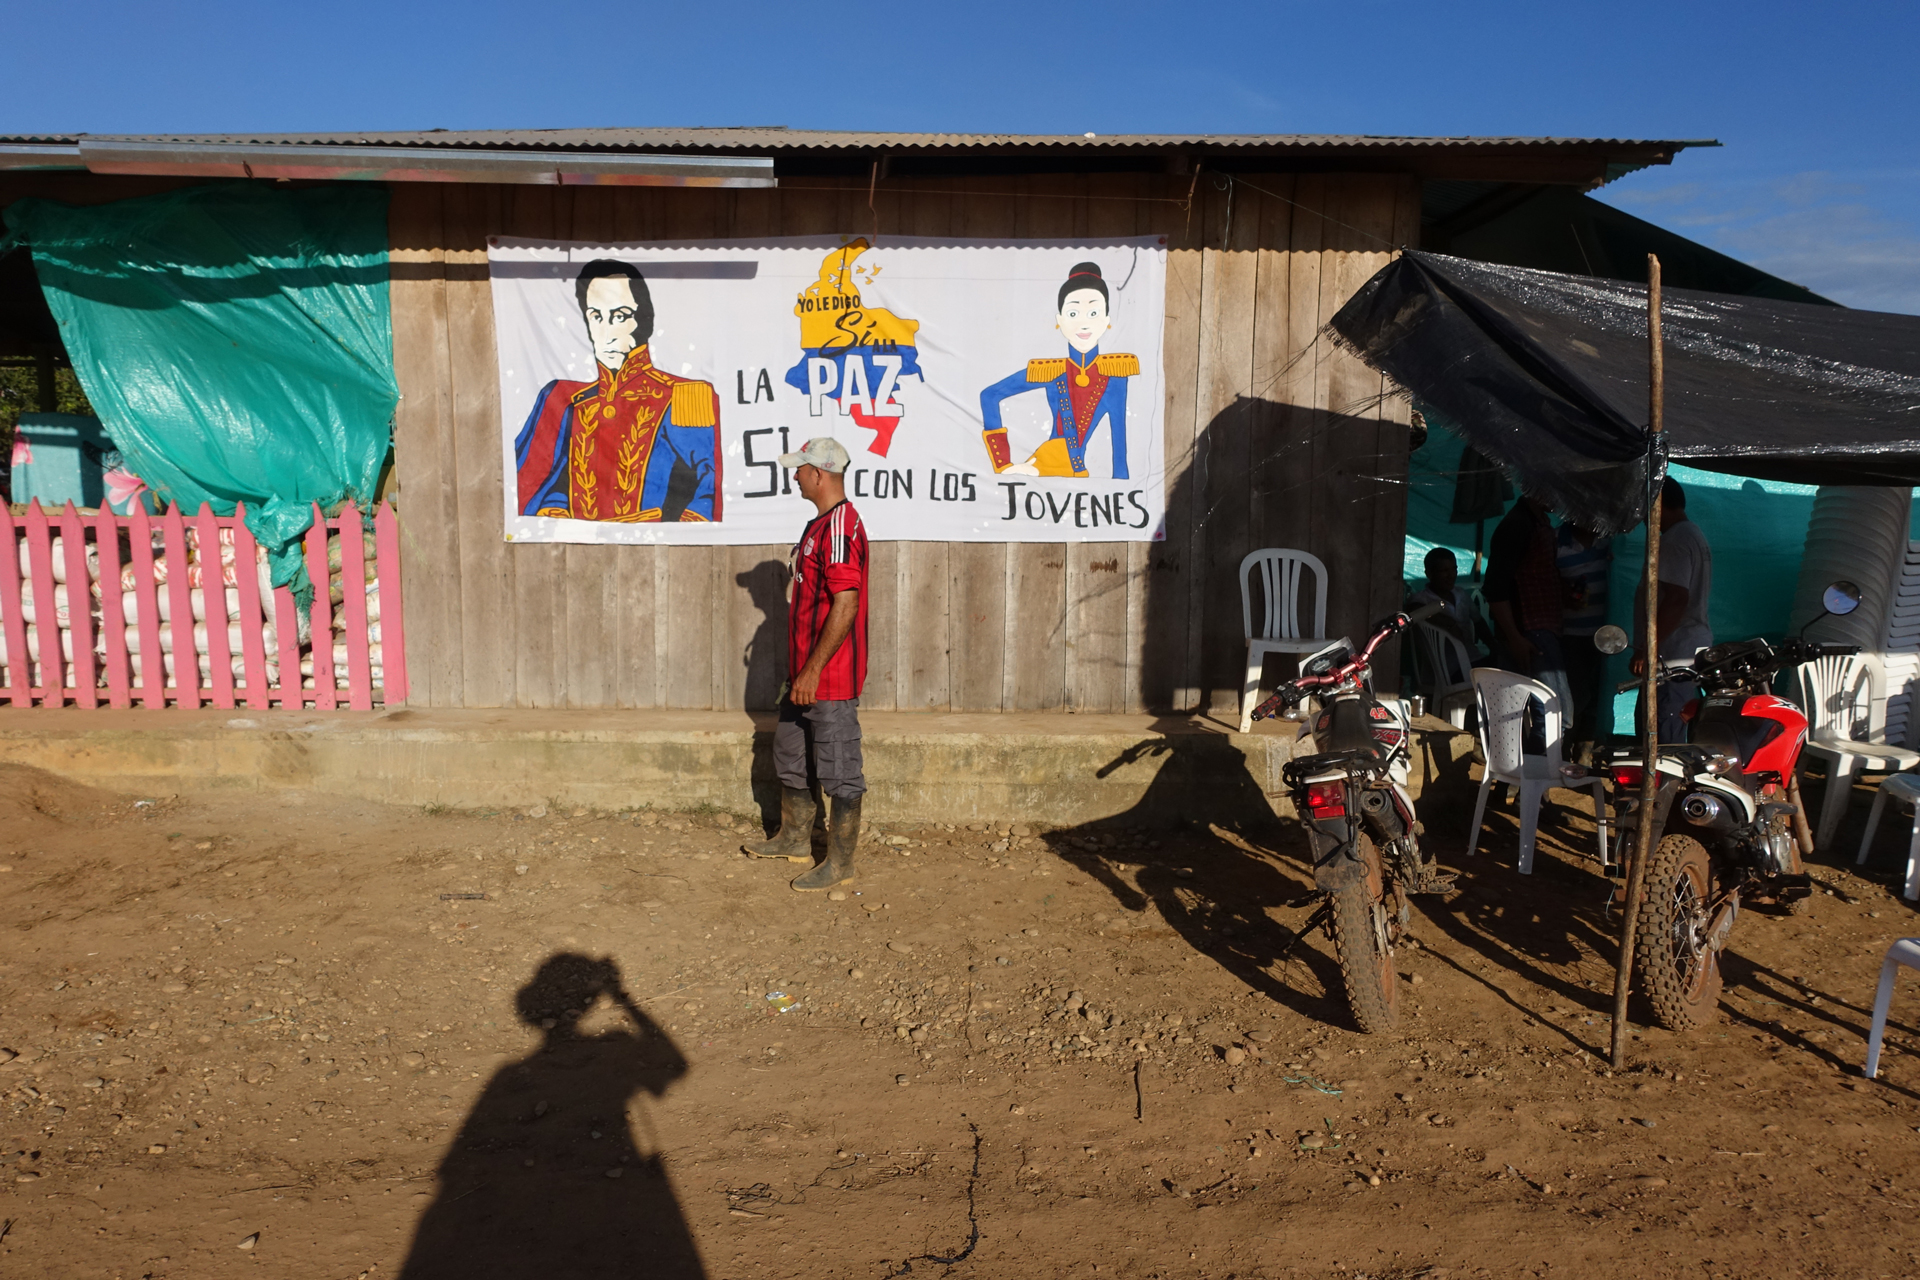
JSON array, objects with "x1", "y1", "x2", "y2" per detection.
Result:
[{"x1": 0, "y1": 706, "x2": 1359, "y2": 827}]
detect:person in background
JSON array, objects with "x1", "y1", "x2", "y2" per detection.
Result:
[
  {"x1": 1632, "y1": 476, "x2": 1713, "y2": 742},
  {"x1": 1483, "y1": 494, "x2": 1574, "y2": 748},
  {"x1": 1557, "y1": 522, "x2": 1614, "y2": 754},
  {"x1": 1409, "y1": 547, "x2": 1491, "y2": 679}
]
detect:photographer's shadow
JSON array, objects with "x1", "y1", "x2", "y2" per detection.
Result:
[{"x1": 399, "y1": 953, "x2": 706, "y2": 1280}]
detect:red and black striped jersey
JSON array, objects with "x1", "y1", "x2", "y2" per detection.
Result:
[{"x1": 787, "y1": 500, "x2": 869, "y2": 700}]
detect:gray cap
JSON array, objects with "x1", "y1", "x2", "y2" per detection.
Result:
[{"x1": 777, "y1": 437, "x2": 851, "y2": 474}]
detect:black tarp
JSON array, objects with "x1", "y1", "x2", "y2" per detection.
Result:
[{"x1": 1329, "y1": 251, "x2": 1920, "y2": 534}]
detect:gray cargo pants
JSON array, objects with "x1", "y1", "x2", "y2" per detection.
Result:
[{"x1": 772, "y1": 696, "x2": 866, "y2": 801}]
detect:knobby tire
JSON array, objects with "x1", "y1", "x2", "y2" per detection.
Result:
[
  {"x1": 1327, "y1": 835, "x2": 1400, "y2": 1034},
  {"x1": 1632, "y1": 833, "x2": 1723, "y2": 1030}
]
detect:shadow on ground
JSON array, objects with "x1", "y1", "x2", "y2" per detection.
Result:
[
  {"x1": 1037, "y1": 721, "x2": 1643, "y2": 1044},
  {"x1": 398, "y1": 953, "x2": 706, "y2": 1280},
  {"x1": 1033, "y1": 722, "x2": 1357, "y2": 1029}
]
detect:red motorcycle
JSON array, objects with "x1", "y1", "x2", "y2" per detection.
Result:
[{"x1": 1586, "y1": 582, "x2": 1860, "y2": 1030}]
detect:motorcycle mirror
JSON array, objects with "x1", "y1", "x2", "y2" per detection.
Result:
[
  {"x1": 1593, "y1": 624, "x2": 1630, "y2": 655},
  {"x1": 1822, "y1": 581, "x2": 1862, "y2": 617}
]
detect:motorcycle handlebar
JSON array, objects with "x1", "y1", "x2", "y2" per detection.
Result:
[
  {"x1": 1406, "y1": 600, "x2": 1447, "y2": 626},
  {"x1": 1250, "y1": 684, "x2": 1301, "y2": 722},
  {"x1": 1253, "y1": 607, "x2": 1440, "y2": 722},
  {"x1": 1612, "y1": 638, "x2": 1863, "y2": 696},
  {"x1": 1616, "y1": 676, "x2": 1691, "y2": 694},
  {"x1": 1615, "y1": 676, "x2": 1685, "y2": 694},
  {"x1": 1615, "y1": 659, "x2": 1699, "y2": 695}
]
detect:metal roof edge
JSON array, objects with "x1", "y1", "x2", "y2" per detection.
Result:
[
  {"x1": 2, "y1": 130, "x2": 1712, "y2": 153},
  {"x1": 1592, "y1": 139, "x2": 1720, "y2": 188},
  {"x1": 0, "y1": 142, "x2": 85, "y2": 171},
  {"x1": 2, "y1": 139, "x2": 777, "y2": 188},
  {"x1": 0, "y1": 132, "x2": 1715, "y2": 187}
]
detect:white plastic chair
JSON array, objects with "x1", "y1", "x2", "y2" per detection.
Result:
[
  {"x1": 1796, "y1": 653, "x2": 1920, "y2": 850},
  {"x1": 1856, "y1": 772, "x2": 1920, "y2": 901},
  {"x1": 1238, "y1": 548, "x2": 1329, "y2": 733},
  {"x1": 1410, "y1": 620, "x2": 1475, "y2": 730},
  {"x1": 1469, "y1": 667, "x2": 1610, "y2": 874},
  {"x1": 1864, "y1": 937, "x2": 1920, "y2": 1078}
]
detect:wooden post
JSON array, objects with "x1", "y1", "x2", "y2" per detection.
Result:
[
  {"x1": 306, "y1": 507, "x2": 338, "y2": 711},
  {"x1": 229, "y1": 504, "x2": 272, "y2": 712},
  {"x1": 95, "y1": 505, "x2": 131, "y2": 709},
  {"x1": 1612, "y1": 254, "x2": 1665, "y2": 1069},
  {"x1": 0, "y1": 505, "x2": 29, "y2": 707}
]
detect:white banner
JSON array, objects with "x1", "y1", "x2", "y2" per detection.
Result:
[{"x1": 488, "y1": 235, "x2": 1167, "y2": 544}]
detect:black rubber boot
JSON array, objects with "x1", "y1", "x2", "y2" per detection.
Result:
[
  {"x1": 744, "y1": 786, "x2": 818, "y2": 863},
  {"x1": 793, "y1": 796, "x2": 860, "y2": 892}
]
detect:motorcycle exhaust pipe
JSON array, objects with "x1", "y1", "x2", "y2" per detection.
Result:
[
  {"x1": 1678, "y1": 791, "x2": 1739, "y2": 836},
  {"x1": 1357, "y1": 788, "x2": 1405, "y2": 840}
]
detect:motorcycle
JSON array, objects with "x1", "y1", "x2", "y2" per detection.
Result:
[
  {"x1": 1251, "y1": 601, "x2": 1453, "y2": 1033},
  {"x1": 1585, "y1": 581, "x2": 1862, "y2": 1031}
]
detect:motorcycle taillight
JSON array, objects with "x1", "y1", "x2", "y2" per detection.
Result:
[
  {"x1": 1304, "y1": 781, "x2": 1347, "y2": 818},
  {"x1": 1609, "y1": 765, "x2": 1645, "y2": 787}
]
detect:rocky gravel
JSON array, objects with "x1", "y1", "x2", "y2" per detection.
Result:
[{"x1": 1, "y1": 763, "x2": 1918, "y2": 1278}]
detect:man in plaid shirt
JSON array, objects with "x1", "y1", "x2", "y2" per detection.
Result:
[{"x1": 744, "y1": 437, "x2": 869, "y2": 892}]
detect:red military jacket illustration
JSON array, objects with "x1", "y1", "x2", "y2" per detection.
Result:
[{"x1": 515, "y1": 346, "x2": 721, "y2": 522}]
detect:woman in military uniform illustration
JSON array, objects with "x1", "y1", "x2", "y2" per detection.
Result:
[{"x1": 978, "y1": 260, "x2": 1138, "y2": 480}]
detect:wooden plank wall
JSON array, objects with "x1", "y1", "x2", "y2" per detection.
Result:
[{"x1": 387, "y1": 172, "x2": 1418, "y2": 713}]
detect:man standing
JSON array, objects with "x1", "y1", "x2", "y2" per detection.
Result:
[
  {"x1": 1632, "y1": 477, "x2": 1713, "y2": 742},
  {"x1": 744, "y1": 438, "x2": 868, "y2": 892},
  {"x1": 1556, "y1": 522, "x2": 1614, "y2": 751},
  {"x1": 1483, "y1": 494, "x2": 1574, "y2": 727}
]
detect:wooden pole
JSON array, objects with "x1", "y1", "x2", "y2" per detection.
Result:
[{"x1": 1612, "y1": 254, "x2": 1665, "y2": 1070}]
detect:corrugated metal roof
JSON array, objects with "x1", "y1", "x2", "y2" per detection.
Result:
[
  {"x1": 0, "y1": 129, "x2": 1712, "y2": 156},
  {"x1": 4, "y1": 139, "x2": 775, "y2": 188}
]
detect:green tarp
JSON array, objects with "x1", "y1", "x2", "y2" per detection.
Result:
[{"x1": 1, "y1": 182, "x2": 397, "y2": 600}]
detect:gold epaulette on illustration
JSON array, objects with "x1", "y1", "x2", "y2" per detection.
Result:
[
  {"x1": 670, "y1": 380, "x2": 717, "y2": 427},
  {"x1": 1026, "y1": 358, "x2": 1068, "y2": 382},
  {"x1": 1096, "y1": 353, "x2": 1140, "y2": 377}
]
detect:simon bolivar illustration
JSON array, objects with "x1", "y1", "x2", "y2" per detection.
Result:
[{"x1": 515, "y1": 259, "x2": 722, "y2": 523}]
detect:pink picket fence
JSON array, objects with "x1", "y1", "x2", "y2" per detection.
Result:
[{"x1": 0, "y1": 499, "x2": 407, "y2": 710}]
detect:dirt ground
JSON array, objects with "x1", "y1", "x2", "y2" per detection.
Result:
[{"x1": 2, "y1": 735, "x2": 1920, "y2": 1280}]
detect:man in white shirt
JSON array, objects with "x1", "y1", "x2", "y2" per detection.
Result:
[
  {"x1": 1631, "y1": 477, "x2": 1713, "y2": 741},
  {"x1": 1408, "y1": 547, "x2": 1491, "y2": 672}
]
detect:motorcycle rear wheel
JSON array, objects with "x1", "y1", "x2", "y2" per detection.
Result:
[
  {"x1": 1328, "y1": 835, "x2": 1401, "y2": 1034},
  {"x1": 1633, "y1": 833, "x2": 1723, "y2": 1030}
]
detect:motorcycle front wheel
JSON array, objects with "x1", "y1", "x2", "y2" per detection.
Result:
[
  {"x1": 1632, "y1": 833, "x2": 1724, "y2": 1030},
  {"x1": 1328, "y1": 834, "x2": 1401, "y2": 1033}
]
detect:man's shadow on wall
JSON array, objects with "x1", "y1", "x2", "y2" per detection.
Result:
[
  {"x1": 738, "y1": 560, "x2": 791, "y2": 833},
  {"x1": 398, "y1": 953, "x2": 706, "y2": 1280},
  {"x1": 735, "y1": 561, "x2": 787, "y2": 715}
]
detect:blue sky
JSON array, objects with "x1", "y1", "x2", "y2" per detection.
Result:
[{"x1": 9, "y1": 0, "x2": 1917, "y2": 311}]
